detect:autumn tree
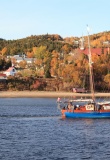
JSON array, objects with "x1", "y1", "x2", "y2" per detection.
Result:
[
  {"x1": 0, "y1": 58, "x2": 12, "y2": 71},
  {"x1": 34, "y1": 46, "x2": 47, "y2": 60},
  {"x1": 34, "y1": 46, "x2": 52, "y2": 77},
  {"x1": 44, "y1": 51, "x2": 51, "y2": 78},
  {"x1": 103, "y1": 74, "x2": 110, "y2": 90},
  {"x1": 1, "y1": 47, "x2": 7, "y2": 56},
  {"x1": 26, "y1": 51, "x2": 34, "y2": 58},
  {"x1": 50, "y1": 50, "x2": 59, "y2": 77},
  {"x1": 19, "y1": 60, "x2": 27, "y2": 69},
  {"x1": 62, "y1": 44, "x2": 69, "y2": 54}
]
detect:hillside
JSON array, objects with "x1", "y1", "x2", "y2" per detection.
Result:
[
  {"x1": 0, "y1": 34, "x2": 72, "y2": 55},
  {"x1": 0, "y1": 31, "x2": 110, "y2": 92},
  {"x1": 0, "y1": 31, "x2": 110, "y2": 56}
]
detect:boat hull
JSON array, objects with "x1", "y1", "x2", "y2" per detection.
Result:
[{"x1": 64, "y1": 111, "x2": 110, "y2": 118}]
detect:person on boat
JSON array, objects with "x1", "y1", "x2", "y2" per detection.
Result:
[
  {"x1": 74, "y1": 105, "x2": 76, "y2": 110},
  {"x1": 57, "y1": 97, "x2": 61, "y2": 103},
  {"x1": 63, "y1": 106, "x2": 66, "y2": 110},
  {"x1": 98, "y1": 105, "x2": 103, "y2": 110},
  {"x1": 67, "y1": 102, "x2": 73, "y2": 110},
  {"x1": 76, "y1": 104, "x2": 80, "y2": 109}
]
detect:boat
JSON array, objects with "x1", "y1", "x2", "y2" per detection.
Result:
[{"x1": 57, "y1": 27, "x2": 110, "y2": 118}]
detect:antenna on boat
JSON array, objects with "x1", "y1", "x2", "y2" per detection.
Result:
[{"x1": 87, "y1": 25, "x2": 95, "y2": 102}]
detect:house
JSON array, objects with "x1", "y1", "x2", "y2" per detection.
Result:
[
  {"x1": 7, "y1": 54, "x2": 36, "y2": 67},
  {"x1": 4, "y1": 67, "x2": 17, "y2": 76},
  {"x1": 0, "y1": 73, "x2": 7, "y2": 80},
  {"x1": 15, "y1": 57, "x2": 35, "y2": 64},
  {"x1": 76, "y1": 48, "x2": 109, "y2": 56}
]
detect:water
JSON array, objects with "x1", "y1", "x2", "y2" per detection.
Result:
[{"x1": 0, "y1": 98, "x2": 110, "y2": 160}]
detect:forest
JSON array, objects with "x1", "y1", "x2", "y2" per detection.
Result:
[{"x1": 0, "y1": 31, "x2": 110, "y2": 92}]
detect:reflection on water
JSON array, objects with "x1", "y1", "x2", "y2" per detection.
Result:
[{"x1": 0, "y1": 98, "x2": 110, "y2": 160}]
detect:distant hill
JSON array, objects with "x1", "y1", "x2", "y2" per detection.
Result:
[
  {"x1": 0, "y1": 31, "x2": 110, "y2": 55},
  {"x1": 0, "y1": 34, "x2": 73, "y2": 55},
  {"x1": 64, "y1": 31, "x2": 110, "y2": 48}
]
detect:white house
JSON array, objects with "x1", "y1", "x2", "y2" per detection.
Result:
[{"x1": 4, "y1": 67, "x2": 17, "y2": 76}]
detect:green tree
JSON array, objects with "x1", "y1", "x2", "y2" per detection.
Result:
[{"x1": 45, "y1": 59, "x2": 51, "y2": 78}]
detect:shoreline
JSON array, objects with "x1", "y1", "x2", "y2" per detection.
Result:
[{"x1": 0, "y1": 91, "x2": 110, "y2": 98}]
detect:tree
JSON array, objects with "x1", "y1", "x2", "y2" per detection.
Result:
[
  {"x1": 5, "y1": 58, "x2": 12, "y2": 69},
  {"x1": 44, "y1": 58, "x2": 51, "y2": 78},
  {"x1": 1, "y1": 47, "x2": 7, "y2": 55},
  {"x1": 50, "y1": 51, "x2": 59, "y2": 77},
  {"x1": 34, "y1": 46, "x2": 47, "y2": 60},
  {"x1": 34, "y1": 46, "x2": 52, "y2": 77},
  {"x1": 19, "y1": 60, "x2": 27, "y2": 69},
  {"x1": 26, "y1": 51, "x2": 34, "y2": 58},
  {"x1": 104, "y1": 74, "x2": 110, "y2": 89},
  {"x1": 62, "y1": 44, "x2": 69, "y2": 54}
]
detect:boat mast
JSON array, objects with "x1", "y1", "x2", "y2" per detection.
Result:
[{"x1": 87, "y1": 26, "x2": 95, "y2": 102}]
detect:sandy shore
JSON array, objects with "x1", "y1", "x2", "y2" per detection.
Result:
[{"x1": 0, "y1": 91, "x2": 110, "y2": 98}]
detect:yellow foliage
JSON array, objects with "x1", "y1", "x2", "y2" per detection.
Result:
[
  {"x1": 34, "y1": 46, "x2": 47, "y2": 59},
  {"x1": 104, "y1": 74, "x2": 110, "y2": 84}
]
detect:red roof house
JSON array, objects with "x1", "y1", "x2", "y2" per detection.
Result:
[
  {"x1": 0, "y1": 73, "x2": 7, "y2": 80},
  {"x1": 4, "y1": 67, "x2": 17, "y2": 76}
]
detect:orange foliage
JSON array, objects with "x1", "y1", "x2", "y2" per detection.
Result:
[
  {"x1": 34, "y1": 59, "x2": 43, "y2": 66},
  {"x1": 26, "y1": 51, "x2": 34, "y2": 58},
  {"x1": 52, "y1": 50, "x2": 59, "y2": 58},
  {"x1": 54, "y1": 34, "x2": 59, "y2": 40},
  {"x1": 51, "y1": 57, "x2": 57, "y2": 68},
  {"x1": 33, "y1": 80, "x2": 40, "y2": 89},
  {"x1": 104, "y1": 74, "x2": 110, "y2": 85},
  {"x1": 62, "y1": 44, "x2": 69, "y2": 53},
  {"x1": 1, "y1": 47, "x2": 7, "y2": 55},
  {"x1": 32, "y1": 47, "x2": 37, "y2": 54}
]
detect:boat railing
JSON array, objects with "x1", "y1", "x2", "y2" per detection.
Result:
[
  {"x1": 98, "y1": 101, "x2": 110, "y2": 105},
  {"x1": 69, "y1": 98, "x2": 94, "y2": 102}
]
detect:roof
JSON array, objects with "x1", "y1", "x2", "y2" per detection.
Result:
[
  {"x1": 5, "y1": 67, "x2": 15, "y2": 72},
  {"x1": 14, "y1": 57, "x2": 36, "y2": 62},
  {"x1": 0, "y1": 73, "x2": 6, "y2": 77},
  {"x1": 77, "y1": 48, "x2": 109, "y2": 56}
]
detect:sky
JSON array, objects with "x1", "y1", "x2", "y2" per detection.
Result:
[{"x1": 0, "y1": 0, "x2": 110, "y2": 40}]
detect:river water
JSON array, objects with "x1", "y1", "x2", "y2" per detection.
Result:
[{"x1": 0, "y1": 98, "x2": 110, "y2": 160}]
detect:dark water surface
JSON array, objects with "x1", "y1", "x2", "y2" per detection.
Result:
[{"x1": 0, "y1": 98, "x2": 110, "y2": 160}]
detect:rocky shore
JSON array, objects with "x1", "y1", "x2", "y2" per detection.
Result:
[{"x1": 0, "y1": 91, "x2": 110, "y2": 98}]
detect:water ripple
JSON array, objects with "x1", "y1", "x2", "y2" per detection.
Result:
[{"x1": 0, "y1": 98, "x2": 110, "y2": 160}]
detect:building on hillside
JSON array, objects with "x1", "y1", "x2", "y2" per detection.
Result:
[
  {"x1": 7, "y1": 54, "x2": 36, "y2": 67},
  {"x1": 4, "y1": 67, "x2": 17, "y2": 76},
  {"x1": 75, "y1": 48, "x2": 109, "y2": 56},
  {"x1": 0, "y1": 73, "x2": 7, "y2": 80}
]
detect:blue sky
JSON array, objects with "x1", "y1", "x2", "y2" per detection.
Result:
[{"x1": 0, "y1": 0, "x2": 110, "y2": 40}]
